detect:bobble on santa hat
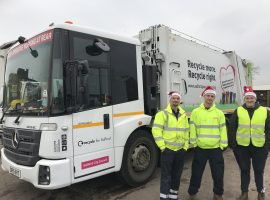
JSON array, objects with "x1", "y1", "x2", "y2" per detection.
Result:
[
  {"x1": 244, "y1": 86, "x2": 256, "y2": 98},
  {"x1": 168, "y1": 91, "x2": 181, "y2": 99},
  {"x1": 201, "y1": 86, "x2": 216, "y2": 97}
]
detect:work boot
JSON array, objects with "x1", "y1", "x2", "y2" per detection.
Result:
[
  {"x1": 257, "y1": 192, "x2": 265, "y2": 200},
  {"x1": 236, "y1": 192, "x2": 248, "y2": 200},
  {"x1": 213, "y1": 194, "x2": 223, "y2": 200}
]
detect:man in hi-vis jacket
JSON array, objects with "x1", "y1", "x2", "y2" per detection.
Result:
[
  {"x1": 229, "y1": 86, "x2": 270, "y2": 200},
  {"x1": 152, "y1": 91, "x2": 189, "y2": 200},
  {"x1": 188, "y1": 86, "x2": 227, "y2": 200}
]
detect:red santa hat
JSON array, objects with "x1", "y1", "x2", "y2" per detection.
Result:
[
  {"x1": 168, "y1": 91, "x2": 181, "y2": 99},
  {"x1": 244, "y1": 86, "x2": 256, "y2": 98},
  {"x1": 201, "y1": 86, "x2": 216, "y2": 97}
]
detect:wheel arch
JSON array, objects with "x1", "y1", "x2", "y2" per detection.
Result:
[
  {"x1": 116, "y1": 127, "x2": 159, "y2": 186},
  {"x1": 113, "y1": 114, "x2": 152, "y2": 172},
  {"x1": 114, "y1": 125, "x2": 154, "y2": 172}
]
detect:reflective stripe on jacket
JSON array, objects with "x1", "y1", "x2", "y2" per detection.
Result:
[
  {"x1": 189, "y1": 103, "x2": 228, "y2": 149},
  {"x1": 237, "y1": 106, "x2": 267, "y2": 147},
  {"x1": 152, "y1": 104, "x2": 189, "y2": 151}
]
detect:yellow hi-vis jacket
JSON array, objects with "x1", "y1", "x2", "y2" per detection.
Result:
[
  {"x1": 237, "y1": 106, "x2": 267, "y2": 147},
  {"x1": 152, "y1": 104, "x2": 189, "y2": 151},
  {"x1": 189, "y1": 103, "x2": 228, "y2": 149}
]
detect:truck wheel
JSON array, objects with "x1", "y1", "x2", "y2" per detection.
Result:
[{"x1": 120, "y1": 129, "x2": 158, "y2": 187}]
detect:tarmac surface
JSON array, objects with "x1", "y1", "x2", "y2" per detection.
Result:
[{"x1": 0, "y1": 147, "x2": 269, "y2": 200}]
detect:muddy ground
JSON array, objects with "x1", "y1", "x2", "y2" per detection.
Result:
[{"x1": 0, "y1": 148, "x2": 269, "y2": 200}]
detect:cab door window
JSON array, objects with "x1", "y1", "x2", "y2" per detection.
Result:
[
  {"x1": 70, "y1": 31, "x2": 111, "y2": 111},
  {"x1": 110, "y1": 40, "x2": 138, "y2": 104}
]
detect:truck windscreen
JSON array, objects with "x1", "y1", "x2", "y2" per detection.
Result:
[{"x1": 3, "y1": 30, "x2": 53, "y2": 116}]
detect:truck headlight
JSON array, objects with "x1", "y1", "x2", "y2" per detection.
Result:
[
  {"x1": 38, "y1": 165, "x2": 50, "y2": 185},
  {"x1": 39, "y1": 123, "x2": 57, "y2": 131}
]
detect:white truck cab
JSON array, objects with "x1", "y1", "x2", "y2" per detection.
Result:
[{"x1": 1, "y1": 24, "x2": 157, "y2": 189}]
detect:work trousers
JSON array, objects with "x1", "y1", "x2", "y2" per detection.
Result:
[
  {"x1": 233, "y1": 144, "x2": 268, "y2": 193},
  {"x1": 160, "y1": 148, "x2": 186, "y2": 200},
  {"x1": 188, "y1": 147, "x2": 224, "y2": 195}
]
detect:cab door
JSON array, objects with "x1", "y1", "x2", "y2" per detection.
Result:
[
  {"x1": 72, "y1": 67, "x2": 114, "y2": 179},
  {"x1": 68, "y1": 31, "x2": 114, "y2": 179}
]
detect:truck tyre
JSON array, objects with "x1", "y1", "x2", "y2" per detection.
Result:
[{"x1": 120, "y1": 129, "x2": 158, "y2": 187}]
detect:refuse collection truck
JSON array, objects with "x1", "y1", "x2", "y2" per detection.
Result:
[{"x1": 0, "y1": 23, "x2": 249, "y2": 189}]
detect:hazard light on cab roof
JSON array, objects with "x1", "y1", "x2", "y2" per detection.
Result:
[{"x1": 64, "y1": 21, "x2": 73, "y2": 24}]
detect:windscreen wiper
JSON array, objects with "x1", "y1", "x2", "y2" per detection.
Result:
[
  {"x1": 0, "y1": 112, "x2": 4, "y2": 124},
  {"x1": 14, "y1": 107, "x2": 24, "y2": 124},
  {"x1": 0, "y1": 107, "x2": 22, "y2": 124},
  {"x1": 0, "y1": 106, "x2": 11, "y2": 124}
]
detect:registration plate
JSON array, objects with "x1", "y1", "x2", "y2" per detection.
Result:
[{"x1": 9, "y1": 166, "x2": 21, "y2": 178}]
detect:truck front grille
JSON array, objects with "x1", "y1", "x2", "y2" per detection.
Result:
[{"x1": 3, "y1": 127, "x2": 41, "y2": 166}]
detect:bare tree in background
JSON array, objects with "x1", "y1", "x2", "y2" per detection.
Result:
[{"x1": 252, "y1": 66, "x2": 260, "y2": 80}]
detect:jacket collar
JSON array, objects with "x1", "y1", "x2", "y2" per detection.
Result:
[
  {"x1": 199, "y1": 102, "x2": 216, "y2": 111},
  {"x1": 242, "y1": 102, "x2": 260, "y2": 110},
  {"x1": 166, "y1": 104, "x2": 183, "y2": 114}
]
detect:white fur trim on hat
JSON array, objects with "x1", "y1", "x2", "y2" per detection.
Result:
[
  {"x1": 244, "y1": 91, "x2": 257, "y2": 98},
  {"x1": 203, "y1": 89, "x2": 216, "y2": 96},
  {"x1": 169, "y1": 92, "x2": 181, "y2": 99}
]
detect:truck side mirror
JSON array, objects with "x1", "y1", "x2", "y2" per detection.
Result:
[
  {"x1": 94, "y1": 38, "x2": 110, "y2": 52},
  {"x1": 85, "y1": 38, "x2": 110, "y2": 56},
  {"x1": 64, "y1": 60, "x2": 90, "y2": 112},
  {"x1": 0, "y1": 36, "x2": 25, "y2": 50},
  {"x1": 30, "y1": 50, "x2": 38, "y2": 58},
  {"x1": 76, "y1": 60, "x2": 90, "y2": 109},
  {"x1": 64, "y1": 61, "x2": 77, "y2": 114},
  {"x1": 77, "y1": 60, "x2": 89, "y2": 75}
]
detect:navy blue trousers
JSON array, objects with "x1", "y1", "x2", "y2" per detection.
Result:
[
  {"x1": 160, "y1": 148, "x2": 186, "y2": 200},
  {"x1": 188, "y1": 147, "x2": 224, "y2": 195},
  {"x1": 233, "y1": 145, "x2": 268, "y2": 193}
]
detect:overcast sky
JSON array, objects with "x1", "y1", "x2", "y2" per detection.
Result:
[{"x1": 0, "y1": 0, "x2": 269, "y2": 85}]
